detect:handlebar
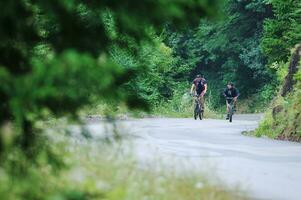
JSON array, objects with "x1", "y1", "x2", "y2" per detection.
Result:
[{"x1": 192, "y1": 94, "x2": 202, "y2": 98}]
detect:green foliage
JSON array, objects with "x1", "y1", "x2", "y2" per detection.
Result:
[
  {"x1": 165, "y1": 0, "x2": 276, "y2": 110},
  {"x1": 254, "y1": 111, "x2": 278, "y2": 138},
  {"x1": 261, "y1": 0, "x2": 301, "y2": 63},
  {"x1": 269, "y1": 61, "x2": 288, "y2": 81},
  {"x1": 110, "y1": 38, "x2": 176, "y2": 105},
  {"x1": 0, "y1": 0, "x2": 220, "y2": 161},
  {"x1": 255, "y1": 62, "x2": 301, "y2": 140},
  {"x1": 255, "y1": 91, "x2": 301, "y2": 140},
  {"x1": 255, "y1": 0, "x2": 301, "y2": 140}
]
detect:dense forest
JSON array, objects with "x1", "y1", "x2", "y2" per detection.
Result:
[
  {"x1": 0, "y1": 0, "x2": 301, "y2": 199},
  {"x1": 162, "y1": 0, "x2": 300, "y2": 112},
  {"x1": 102, "y1": 0, "x2": 301, "y2": 114}
]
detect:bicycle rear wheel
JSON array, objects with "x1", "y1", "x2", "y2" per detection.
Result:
[
  {"x1": 199, "y1": 110, "x2": 203, "y2": 120},
  {"x1": 229, "y1": 107, "x2": 233, "y2": 123}
]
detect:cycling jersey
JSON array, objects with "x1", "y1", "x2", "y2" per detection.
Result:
[
  {"x1": 223, "y1": 87, "x2": 239, "y2": 98},
  {"x1": 193, "y1": 78, "x2": 207, "y2": 95}
]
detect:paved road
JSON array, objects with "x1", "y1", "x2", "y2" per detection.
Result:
[{"x1": 83, "y1": 114, "x2": 301, "y2": 200}]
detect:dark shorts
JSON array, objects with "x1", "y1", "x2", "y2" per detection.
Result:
[
  {"x1": 226, "y1": 98, "x2": 233, "y2": 104},
  {"x1": 196, "y1": 90, "x2": 205, "y2": 95}
]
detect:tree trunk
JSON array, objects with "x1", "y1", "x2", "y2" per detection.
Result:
[{"x1": 281, "y1": 44, "x2": 301, "y2": 96}]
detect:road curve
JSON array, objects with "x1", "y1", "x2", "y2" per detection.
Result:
[{"x1": 84, "y1": 114, "x2": 301, "y2": 200}]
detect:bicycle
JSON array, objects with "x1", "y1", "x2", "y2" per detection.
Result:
[
  {"x1": 193, "y1": 94, "x2": 204, "y2": 120},
  {"x1": 226, "y1": 97, "x2": 234, "y2": 123}
]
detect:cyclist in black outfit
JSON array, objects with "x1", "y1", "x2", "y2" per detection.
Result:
[{"x1": 223, "y1": 82, "x2": 239, "y2": 120}]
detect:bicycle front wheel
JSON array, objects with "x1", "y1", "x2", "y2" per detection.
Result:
[{"x1": 194, "y1": 105, "x2": 198, "y2": 120}]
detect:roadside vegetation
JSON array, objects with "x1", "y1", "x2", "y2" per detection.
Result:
[
  {"x1": 0, "y1": 131, "x2": 245, "y2": 200},
  {"x1": 253, "y1": 0, "x2": 301, "y2": 141},
  {"x1": 255, "y1": 45, "x2": 301, "y2": 141},
  {"x1": 0, "y1": 0, "x2": 301, "y2": 199}
]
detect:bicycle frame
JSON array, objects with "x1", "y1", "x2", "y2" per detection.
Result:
[
  {"x1": 193, "y1": 95, "x2": 204, "y2": 120},
  {"x1": 194, "y1": 95, "x2": 203, "y2": 109},
  {"x1": 194, "y1": 95, "x2": 200, "y2": 105}
]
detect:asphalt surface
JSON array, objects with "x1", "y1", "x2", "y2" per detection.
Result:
[{"x1": 81, "y1": 114, "x2": 301, "y2": 200}]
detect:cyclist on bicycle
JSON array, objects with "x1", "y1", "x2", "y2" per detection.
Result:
[
  {"x1": 190, "y1": 74, "x2": 207, "y2": 110},
  {"x1": 223, "y1": 82, "x2": 239, "y2": 120}
]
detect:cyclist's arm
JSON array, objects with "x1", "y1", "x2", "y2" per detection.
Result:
[
  {"x1": 223, "y1": 89, "x2": 227, "y2": 97},
  {"x1": 233, "y1": 89, "x2": 240, "y2": 100},
  {"x1": 190, "y1": 84, "x2": 195, "y2": 94},
  {"x1": 201, "y1": 84, "x2": 207, "y2": 96},
  {"x1": 235, "y1": 88, "x2": 240, "y2": 98}
]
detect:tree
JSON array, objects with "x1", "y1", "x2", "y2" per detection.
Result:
[
  {"x1": 261, "y1": 0, "x2": 301, "y2": 63},
  {"x1": 0, "y1": 0, "x2": 219, "y2": 160},
  {"x1": 165, "y1": 0, "x2": 275, "y2": 108}
]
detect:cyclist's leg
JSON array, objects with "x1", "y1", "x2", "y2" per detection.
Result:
[
  {"x1": 226, "y1": 100, "x2": 230, "y2": 112},
  {"x1": 226, "y1": 100, "x2": 230, "y2": 119},
  {"x1": 196, "y1": 95, "x2": 201, "y2": 109},
  {"x1": 193, "y1": 95, "x2": 198, "y2": 110},
  {"x1": 192, "y1": 93, "x2": 196, "y2": 106},
  {"x1": 199, "y1": 95, "x2": 205, "y2": 110},
  {"x1": 233, "y1": 99, "x2": 237, "y2": 111}
]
